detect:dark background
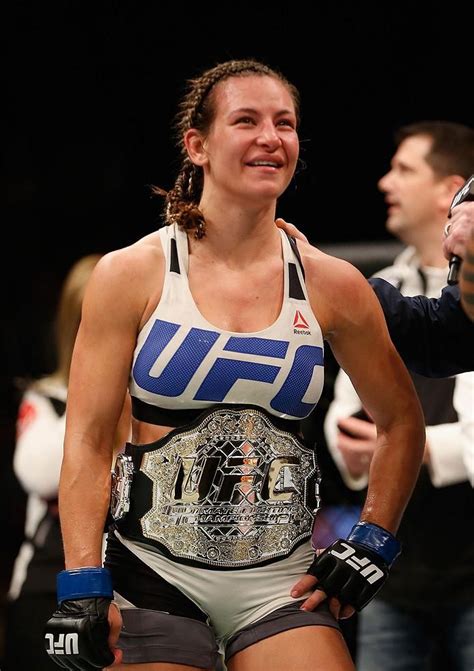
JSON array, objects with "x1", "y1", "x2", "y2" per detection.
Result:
[
  {"x1": 1, "y1": 1, "x2": 471, "y2": 657},
  {"x1": 4, "y1": 3, "x2": 472, "y2": 375}
]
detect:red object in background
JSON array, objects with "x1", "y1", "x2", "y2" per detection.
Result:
[{"x1": 16, "y1": 401, "x2": 37, "y2": 437}]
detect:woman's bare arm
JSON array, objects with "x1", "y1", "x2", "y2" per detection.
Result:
[
  {"x1": 59, "y1": 244, "x2": 161, "y2": 568},
  {"x1": 305, "y1": 250, "x2": 425, "y2": 533}
]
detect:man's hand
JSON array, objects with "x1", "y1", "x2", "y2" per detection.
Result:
[
  {"x1": 336, "y1": 416, "x2": 376, "y2": 478},
  {"x1": 443, "y1": 202, "x2": 474, "y2": 261},
  {"x1": 275, "y1": 218, "x2": 309, "y2": 243}
]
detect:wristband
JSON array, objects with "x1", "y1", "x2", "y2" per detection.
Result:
[
  {"x1": 57, "y1": 567, "x2": 113, "y2": 604},
  {"x1": 348, "y1": 521, "x2": 401, "y2": 566}
]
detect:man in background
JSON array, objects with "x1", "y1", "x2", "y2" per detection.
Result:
[{"x1": 325, "y1": 121, "x2": 474, "y2": 671}]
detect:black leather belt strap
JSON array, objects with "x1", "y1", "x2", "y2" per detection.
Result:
[{"x1": 131, "y1": 396, "x2": 301, "y2": 435}]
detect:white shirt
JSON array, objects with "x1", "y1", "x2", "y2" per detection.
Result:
[{"x1": 324, "y1": 246, "x2": 474, "y2": 489}]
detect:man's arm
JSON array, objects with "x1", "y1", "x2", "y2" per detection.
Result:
[
  {"x1": 443, "y1": 200, "x2": 474, "y2": 320},
  {"x1": 460, "y1": 229, "x2": 474, "y2": 320},
  {"x1": 275, "y1": 217, "x2": 474, "y2": 376},
  {"x1": 370, "y1": 278, "x2": 474, "y2": 377}
]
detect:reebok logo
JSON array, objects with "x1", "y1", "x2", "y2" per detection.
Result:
[
  {"x1": 293, "y1": 310, "x2": 309, "y2": 328},
  {"x1": 45, "y1": 632, "x2": 79, "y2": 655},
  {"x1": 330, "y1": 542, "x2": 384, "y2": 584},
  {"x1": 293, "y1": 310, "x2": 311, "y2": 335}
]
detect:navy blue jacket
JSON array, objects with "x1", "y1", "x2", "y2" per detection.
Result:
[{"x1": 370, "y1": 278, "x2": 474, "y2": 377}]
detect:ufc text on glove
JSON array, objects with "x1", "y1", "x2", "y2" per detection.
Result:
[
  {"x1": 307, "y1": 521, "x2": 401, "y2": 611},
  {"x1": 44, "y1": 566, "x2": 115, "y2": 670}
]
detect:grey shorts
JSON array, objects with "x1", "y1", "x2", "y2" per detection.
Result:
[
  {"x1": 105, "y1": 532, "x2": 339, "y2": 668},
  {"x1": 118, "y1": 599, "x2": 339, "y2": 668}
]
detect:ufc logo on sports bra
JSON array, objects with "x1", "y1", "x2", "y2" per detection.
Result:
[{"x1": 133, "y1": 320, "x2": 324, "y2": 418}]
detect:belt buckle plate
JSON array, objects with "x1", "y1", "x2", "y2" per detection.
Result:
[
  {"x1": 138, "y1": 407, "x2": 320, "y2": 567},
  {"x1": 111, "y1": 453, "x2": 134, "y2": 520}
]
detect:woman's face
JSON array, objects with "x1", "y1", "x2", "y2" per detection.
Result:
[{"x1": 196, "y1": 75, "x2": 299, "y2": 204}]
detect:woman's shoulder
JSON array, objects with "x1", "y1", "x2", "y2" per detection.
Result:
[
  {"x1": 99, "y1": 229, "x2": 165, "y2": 276},
  {"x1": 30, "y1": 377, "x2": 67, "y2": 402},
  {"x1": 296, "y1": 240, "x2": 378, "y2": 333},
  {"x1": 86, "y1": 230, "x2": 166, "y2": 299},
  {"x1": 298, "y1": 240, "x2": 368, "y2": 290},
  {"x1": 73, "y1": 230, "x2": 167, "y2": 330}
]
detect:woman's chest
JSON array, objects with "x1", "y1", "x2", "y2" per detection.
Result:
[{"x1": 189, "y1": 267, "x2": 284, "y2": 333}]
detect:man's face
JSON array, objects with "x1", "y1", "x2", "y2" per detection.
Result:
[{"x1": 378, "y1": 135, "x2": 441, "y2": 240}]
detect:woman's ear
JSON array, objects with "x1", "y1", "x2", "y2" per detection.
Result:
[{"x1": 184, "y1": 129, "x2": 208, "y2": 166}]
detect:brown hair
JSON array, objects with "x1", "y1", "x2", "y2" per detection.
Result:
[
  {"x1": 153, "y1": 59, "x2": 300, "y2": 238},
  {"x1": 395, "y1": 121, "x2": 474, "y2": 179},
  {"x1": 54, "y1": 254, "x2": 102, "y2": 384}
]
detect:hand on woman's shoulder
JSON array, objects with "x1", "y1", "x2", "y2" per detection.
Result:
[{"x1": 297, "y1": 240, "x2": 379, "y2": 336}]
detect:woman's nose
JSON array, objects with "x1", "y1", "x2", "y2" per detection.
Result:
[{"x1": 256, "y1": 123, "x2": 281, "y2": 148}]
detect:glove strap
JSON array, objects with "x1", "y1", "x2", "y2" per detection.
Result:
[
  {"x1": 348, "y1": 521, "x2": 401, "y2": 566},
  {"x1": 57, "y1": 567, "x2": 113, "y2": 604}
]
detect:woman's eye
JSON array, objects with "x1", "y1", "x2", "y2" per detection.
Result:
[
  {"x1": 277, "y1": 119, "x2": 295, "y2": 128},
  {"x1": 236, "y1": 117, "x2": 255, "y2": 125}
]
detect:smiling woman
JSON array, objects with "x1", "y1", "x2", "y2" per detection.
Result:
[
  {"x1": 43, "y1": 59, "x2": 425, "y2": 671},
  {"x1": 183, "y1": 74, "x2": 299, "y2": 207},
  {"x1": 152, "y1": 59, "x2": 301, "y2": 240}
]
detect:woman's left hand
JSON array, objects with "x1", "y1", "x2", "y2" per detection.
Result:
[{"x1": 290, "y1": 571, "x2": 355, "y2": 620}]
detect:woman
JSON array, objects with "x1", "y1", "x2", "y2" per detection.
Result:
[
  {"x1": 45, "y1": 60, "x2": 425, "y2": 671},
  {"x1": 7, "y1": 254, "x2": 130, "y2": 671},
  {"x1": 6, "y1": 255, "x2": 101, "y2": 670}
]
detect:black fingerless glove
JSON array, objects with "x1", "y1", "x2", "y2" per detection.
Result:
[
  {"x1": 44, "y1": 567, "x2": 115, "y2": 670},
  {"x1": 307, "y1": 521, "x2": 401, "y2": 611}
]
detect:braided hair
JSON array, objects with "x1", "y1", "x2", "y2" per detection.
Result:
[{"x1": 153, "y1": 59, "x2": 300, "y2": 239}]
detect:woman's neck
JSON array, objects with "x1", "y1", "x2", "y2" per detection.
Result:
[{"x1": 190, "y1": 193, "x2": 281, "y2": 266}]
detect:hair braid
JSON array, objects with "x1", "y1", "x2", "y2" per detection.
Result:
[{"x1": 153, "y1": 59, "x2": 300, "y2": 238}]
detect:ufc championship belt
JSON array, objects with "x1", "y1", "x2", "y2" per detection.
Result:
[{"x1": 111, "y1": 406, "x2": 320, "y2": 569}]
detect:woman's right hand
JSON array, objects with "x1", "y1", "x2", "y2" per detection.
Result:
[{"x1": 106, "y1": 601, "x2": 123, "y2": 667}]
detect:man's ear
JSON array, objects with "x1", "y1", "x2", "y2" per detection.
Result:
[
  {"x1": 441, "y1": 174, "x2": 467, "y2": 212},
  {"x1": 184, "y1": 129, "x2": 208, "y2": 166}
]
